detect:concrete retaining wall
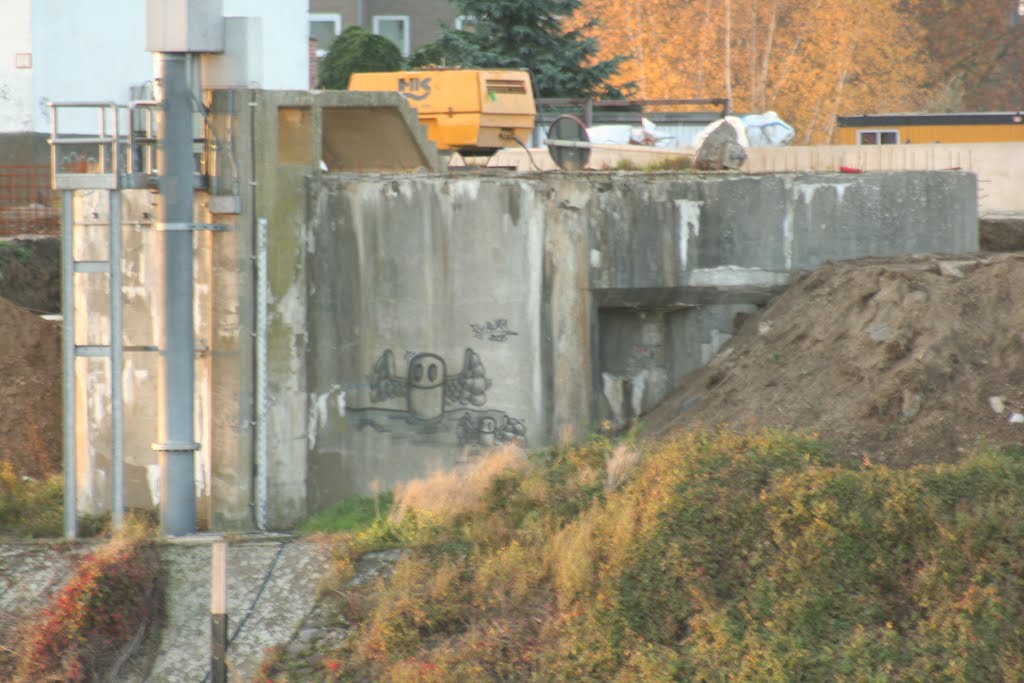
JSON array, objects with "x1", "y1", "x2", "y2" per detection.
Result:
[{"x1": 301, "y1": 171, "x2": 977, "y2": 504}]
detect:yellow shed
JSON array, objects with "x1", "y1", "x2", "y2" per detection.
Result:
[
  {"x1": 348, "y1": 69, "x2": 537, "y2": 154},
  {"x1": 837, "y1": 112, "x2": 1024, "y2": 145}
]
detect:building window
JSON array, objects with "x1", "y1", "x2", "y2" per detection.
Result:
[
  {"x1": 373, "y1": 15, "x2": 410, "y2": 56},
  {"x1": 310, "y1": 13, "x2": 342, "y2": 57},
  {"x1": 454, "y1": 16, "x2": 478, "y2": 32},
  {"x1": 858, "y1": 129, "x2": 899, "y2": 145}
]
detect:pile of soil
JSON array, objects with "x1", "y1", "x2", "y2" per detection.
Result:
[
  {"x1": 647, "y1": 252, "x2": 1024, "y2": 468},
  {"x1": 0, "y1": 296, "x2": 61, "y2": 478}
]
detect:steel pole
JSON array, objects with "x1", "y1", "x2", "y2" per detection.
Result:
[
  {"x1": 155, "y1": 53, "x2": 198, "y2": 536},
  {"x1": 62, "y1": 190, "x2": 77, "y2": 539},
  {"x1": 110, "y1": 190, "x2": 124, "y2": 528}
]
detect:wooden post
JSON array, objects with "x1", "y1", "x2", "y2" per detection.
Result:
[{"x1": 211, "y1": 540, "x2": 228, "y2": 683}]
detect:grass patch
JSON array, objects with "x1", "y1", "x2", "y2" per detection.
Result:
[
  {"x1": 610, "y1": 155, "x2": 694, "y2": 172},
  {"x1": 299, "y1": 491, "x2": 395, "y2": 534},
  {"x1": 0, "y1": 242, "x2": 32, "y2": 262},
  {"x1": 0, "y1": 463, "x2": 104, "y2": 538}
]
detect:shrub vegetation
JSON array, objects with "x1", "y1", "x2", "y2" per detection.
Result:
[
  {"x1": 13, "y1": 519, "x2": 163, "y2": 682},
  {"x1": 266, "y1": 430, "x2": 1024, "y2": 681},
  {"x1": 0, "y1": 462, "x2": 106, "y2": 538},
  {"x1": 318, "y1": 26, "x2": 403, "y2": 90}
]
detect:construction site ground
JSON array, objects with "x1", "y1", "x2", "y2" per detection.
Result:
[{"x1": 1, "y1": 215, "x2": 1023, "y2": 678}]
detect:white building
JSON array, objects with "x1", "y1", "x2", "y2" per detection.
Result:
[{"x1": 0, "y1": 0, "x2": 310, "y2": 136}]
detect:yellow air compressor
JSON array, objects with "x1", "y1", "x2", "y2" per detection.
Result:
[{"x1": 347, "y1": 69, "x2": 537, "y2": 155}]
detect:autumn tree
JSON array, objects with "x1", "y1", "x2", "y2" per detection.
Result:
[
  {"x1": 912, "y1": 0, "x2": 1024, "y2": 111},
  {"x1": 408, "y1": 0, "x2": 632, "y2": 98},
  {"x1": 576, "y1": 0, "x2": 932, "y2": 142}
]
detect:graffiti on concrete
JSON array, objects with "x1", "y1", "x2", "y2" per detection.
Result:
[
  {"x1": 455, "y1": 411, "x2": 527, "y2": 447},
  {"x1": 470, "y1": 318, "x2": 519, "y2": 343},
  {"x1": 349, "y1": 347, "x2": 526, "y2": 447}
]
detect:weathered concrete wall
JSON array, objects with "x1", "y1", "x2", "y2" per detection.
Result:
[
  {"x1": 498, "y1": 142, "x2": 1024, "y2": 216},
  {"x1": 70, "y1": 83, "x2": 978, "y2": 527},
  {"x1": 303, "y1": 171, "x2": 978, "y2": 503},
  {"x1": 73, "y1": 190, "x2": 220, "y2": 527},
  {"x1": 746, "y1": 143, "x2": 1024, "y2": 216},
  {"x1": 72, "y1": 88, "x2": 439, "y2": 530}
]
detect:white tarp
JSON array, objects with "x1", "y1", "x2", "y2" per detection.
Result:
[
  {"x1": 692, "y1": 116, "x2": 751, "y2": 149},
  {"x1": 586, "y1": 118, "x2": 674, "y2": 148},
  {"x1": 741, "y1": 111, "x2": 795, "y2": 147}
]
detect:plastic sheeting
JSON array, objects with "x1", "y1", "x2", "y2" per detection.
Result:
[
  {"x1": 741, "y1": 111, "x2": 795, "y2": 147},
  {"x1": 586, "y1": 118, "x2": 675, "y2": 148},
  {"x1": 692, "y1": 116, "x2": 751, "y2": 150}
]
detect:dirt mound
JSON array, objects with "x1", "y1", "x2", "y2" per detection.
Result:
[
  {"x1": 647, "y1": 253, "x2": 1024, "y2": 468},
  {"x1": 0, "y1": 237, "x2": 61, "y2": 313},
  {"x1": 0, "y1": 297, "x2": 61, "y2": 478}
]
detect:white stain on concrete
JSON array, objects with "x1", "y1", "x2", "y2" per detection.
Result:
[
  {"x1": 307, "y1": 386, "x2": 345, "y2": 449},
  {"x1": 688, "y1": 266, "x2": 791, "y2": 288},
  {"x1": 147, "y1": 464, "x2": 161, "y2": 506},
  {"x1": 701, "y1": 329, "x2": 734, "y2": 365},
  {"x1": 451, "y1": 177, "x2": 481, "y2": 202},
  {"x1": 674, "y1": 199, "x2": 702, "y2": 271},
  {"x1": 336, "y1": 390, "x2": 346, "y2": 417},
  {"x1": 782, "y1": 204, "x2": 794, "y2": 270},
  {"x1": 590, "y1": 248, "x2": 602, "y2": 268},
  {"x1": 797, "y1": 182, "x2": 851, "y2": 206},
  {"x1": 602, "y1": 372, "x2": 626, "y2": 428}
]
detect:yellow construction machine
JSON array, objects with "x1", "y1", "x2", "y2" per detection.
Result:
[{"x1": 348, "y1": 69, "x2": 536, "y2": 155}]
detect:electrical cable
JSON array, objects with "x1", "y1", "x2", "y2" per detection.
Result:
[{"x1": 512, "y1": 135, "x2": 542, "y2": 172}]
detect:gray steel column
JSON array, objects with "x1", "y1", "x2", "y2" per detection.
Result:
[
  {"x1": 255, "y1": 217, "x2": 268, "y2": 530},
  {"x1": 62, "y1": 190, "x2": 76, "y2": 539},
  {"x1": 110, "y1": 190, "x2": 124, "y2": 528},
  {"x1": 155, "y1": 53, "x2": 198, "y2": 535}
]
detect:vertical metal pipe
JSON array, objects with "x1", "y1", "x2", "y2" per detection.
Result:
[
  {"x1": 110, "y1": 190, "x2": 124, "y2": 528},
  {"x1": 62, "y1": 189, "x2": 77, "y2": 540},
  {"x1": 255, "y1": 217, "x2": 268, "y2": 531},
  {"x1": 210, "y1": 540, "x2": 228, "y2": 682},
  {"x1": 155, "y1": 53, "x2": 198, "y2": 536}
]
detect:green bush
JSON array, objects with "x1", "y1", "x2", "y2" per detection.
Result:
[{"x1": 318, "y1": 26, "x2": 403, "y2": 90}]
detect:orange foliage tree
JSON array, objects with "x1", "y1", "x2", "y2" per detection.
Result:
[
  {"x1": 575, "y1": 0, "x2": 932, "y2": 143},
  {"x1": 911, "y1": 0, "x2": 1024, "y2": 111}
]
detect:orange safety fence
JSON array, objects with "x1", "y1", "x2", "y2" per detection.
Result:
[{"x1": 0, "y1": 165, "x2": 60, "y2": 236}]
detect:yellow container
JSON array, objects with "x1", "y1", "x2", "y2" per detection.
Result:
[
  {"x1": 837, "y1": 112, "x2": 1024, "y2": 144},
  {"x1": 348, "y1": 69, "x2": 537, "y2": 153}
]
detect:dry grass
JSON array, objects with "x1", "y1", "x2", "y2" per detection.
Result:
[
  {"x1": 388, "y1": 445, "x2": 527, "y2": 524},
  {"x1": 605, "y1": 444, "x2": 642, "y2": 492}
]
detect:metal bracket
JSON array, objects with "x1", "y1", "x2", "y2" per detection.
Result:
[
  {"x1": 151, "y1": 222, "x2": 231, "y2": 232},
  {"x1": 151, "y1": 441, "x2": 201, "y2": 452}
]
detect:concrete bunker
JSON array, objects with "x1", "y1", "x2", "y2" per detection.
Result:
[{"x1": 67, "y1": 88, "x2": 978, "y2": 530}]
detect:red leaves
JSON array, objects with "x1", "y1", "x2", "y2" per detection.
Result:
[{"x1": 16, "y1": 537, "x2": 162, "y2": 681}]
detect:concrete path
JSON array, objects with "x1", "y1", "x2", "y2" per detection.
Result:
[{"x1": 138, "y1": 535, "x2": 331, "y2": 683}]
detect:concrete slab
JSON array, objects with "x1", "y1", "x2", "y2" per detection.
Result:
[{"x1": 140, "y1": 536, "x2": 331, "y2": 683}]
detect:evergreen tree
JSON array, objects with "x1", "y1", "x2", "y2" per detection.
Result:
[
  {"x1": 408, "y1": 0, "x2": 632, "y2": 99},
  {"x1": 318, "y1": 26, "x2": 404, "y2": 90}
]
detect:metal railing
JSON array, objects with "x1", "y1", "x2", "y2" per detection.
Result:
[
  {"x1": 536, "y1": 97, "x2": 732, "y2": 127},
  {"x1": 0, "y1": 164, "x2": 60, "y2": 235},
  {"x1": 49, "y1": 100, "x2": 207, "y2": 191},
  {"x1": 49, "y1": 102, "x2": 124, "y2": 190}
]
